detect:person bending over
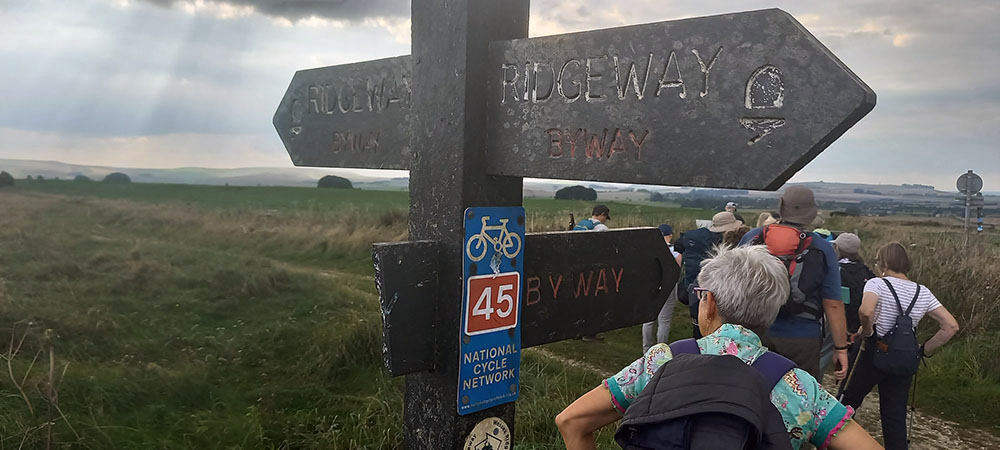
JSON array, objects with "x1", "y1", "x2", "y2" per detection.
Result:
[{"x1": 556, "y1": 245, "x2": 882, "y2": 450}]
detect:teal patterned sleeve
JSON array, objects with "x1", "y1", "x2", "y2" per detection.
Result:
[
  {"x1": 603, "y1": 344, "x2": 673, "y2": 413},
  {"x1": 770, "y1": 368, "x2": 853, "y2": 449},
  {"x1": 809, "y1": 382, "x2": 854, "y2": 448}
]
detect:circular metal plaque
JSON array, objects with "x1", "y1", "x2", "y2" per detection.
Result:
[
  {"x1": 463, "y1": 417, "x2": 511, "y2": 450},
  {"x1": 957, "y1": 171, "x2": 984, "y2": 195}
]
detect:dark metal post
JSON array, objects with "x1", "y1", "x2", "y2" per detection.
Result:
[
  {"x1": 965, "y1": 194, "x2": 971, "y2": 248},
  {"x1": 405, "y1": 1, "x2": 528, "y2": 448}
]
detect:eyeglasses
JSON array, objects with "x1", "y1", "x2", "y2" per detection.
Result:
[{"x1": 692, "y1": 287, "x2": 711, "y2": 302}]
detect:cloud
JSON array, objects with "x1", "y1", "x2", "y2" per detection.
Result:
[
  {"x1": 138, "y1": 0, "x2": 408, "y2": 21},
  {"x1": 0, "y1": 0, "x2": 409, "y2": 137},
  {"x1": 1, "y1": 0, "x2": 998, "y2": 189},
  {"x1": 0, "y1": 127, "x2": 290, "y2": 169}
]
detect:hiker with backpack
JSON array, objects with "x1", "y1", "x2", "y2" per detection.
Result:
[
  {"x1": 739, "y1": 186, "x2": 851, "y2": 381},
  {"x1": 839, "y1": 242, "x2": 959, "y2": 450},
  {"x1": 573, "y1": 205, "x2": 610, "y2": 231},
  {"x1": 555, "y1": 245, "x2": 882, "y2": 450},
  {"x1": 822, "y1": 233, "x2": 875, "y2": 381},
  {"x1": 674, "y1": 211, "x2": 740, "y2": 338}
]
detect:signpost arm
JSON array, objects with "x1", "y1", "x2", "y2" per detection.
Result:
[{"x1": 406, "y1": 1, "x2": 528, "y2": 448}]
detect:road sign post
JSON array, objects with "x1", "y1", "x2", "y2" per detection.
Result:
[
  {"x1": 956, "y1": 170, "x2": 985, "y2": 247},
  {"x1": 273, "y1": 3, "x2": 874, "y2": 449}
]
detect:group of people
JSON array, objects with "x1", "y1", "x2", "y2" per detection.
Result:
[{"x1": 563, "y1": 187, "x2": 960, "y2": 450}]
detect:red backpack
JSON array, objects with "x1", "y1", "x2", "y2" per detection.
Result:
[{"x1": 752, "y1": 224, "x2": 823, "y2": 321}]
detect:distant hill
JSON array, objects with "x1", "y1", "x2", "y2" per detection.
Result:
[
  {"x1": 0, "y1": 159, "x2": 398, "y2": 189},
  {"x1": 1, "y1": 159, "x2": 991, "y2": 205}
]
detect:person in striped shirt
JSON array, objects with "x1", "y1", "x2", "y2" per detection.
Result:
[{"x1": 840, "y1": 242, "x2": 960, "y2": 450}]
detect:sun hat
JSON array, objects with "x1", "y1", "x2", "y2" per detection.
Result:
[
  {"x1": 779, "y1": 186, "x2": 818, "y2": 225},
  {"x1": 708, "y1": 211, "x2": 741, "y2": 233},
  {"x1": 833, "y1": 232, "x2": 861, "y2": 254}
]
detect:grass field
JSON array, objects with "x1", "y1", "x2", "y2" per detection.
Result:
[{"x1": 0, "y1": 180, "x2": 997, "y2": 448}]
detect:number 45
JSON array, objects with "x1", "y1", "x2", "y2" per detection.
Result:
[{"x1": 473, "y1": 283, "x2": 514, "y2": 321}]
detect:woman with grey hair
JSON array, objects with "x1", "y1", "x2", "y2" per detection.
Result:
[{"x1": 556, "y1": 245, "x2": 882, "y2": 450}]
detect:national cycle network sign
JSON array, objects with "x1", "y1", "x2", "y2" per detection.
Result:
[{"x1": 458, "y1": 206, "x2": 525, "y2": 415}]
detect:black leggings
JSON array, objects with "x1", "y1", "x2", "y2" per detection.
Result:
[{"x1": 839, "y1": 337, "x2": 914, "y2": 450}]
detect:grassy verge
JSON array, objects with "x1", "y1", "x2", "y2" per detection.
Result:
[{"x1": 0, "y1": 181, "x2": 997, "y2": 447}]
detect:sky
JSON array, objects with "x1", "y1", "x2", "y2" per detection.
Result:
[{"x1": 0, "y1": 0, "x2": 997, "y2": 191}]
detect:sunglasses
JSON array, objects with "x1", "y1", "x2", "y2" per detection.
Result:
[{"x1": 692, "y1": 287, "x2": 711, "y2": 302}]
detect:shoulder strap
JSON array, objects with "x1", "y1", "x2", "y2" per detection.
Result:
[
  {"x1": 669, "y1": 339, "x2": 794, "y2": 389},
  {"x1": 668, "y1": 338, "x2": 700, "y2": 356},
  {"x1": 904, "y1": 284, "x2": 921, "y2": 317},
  {"x1": 795, "y1": 232, "x2": 812, "y2": 255},
  {"x1": 881, "y1": 277, "x2": 906, "y2": 316},
  {"x1": 751, "y1": 352, "x2": 797, "y2": 389}
]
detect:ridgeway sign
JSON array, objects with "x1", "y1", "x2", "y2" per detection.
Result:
[
  {"x1": 273, "y1": 2, "x2": 874, "y2": 449},
  {"x1": 273, "y1": 56, "x2": 412, "y2": 169},
  {"x1": 485, "y1": 10, "x2": 875, "y2": 190},
  {"x1": 273, "y1": 9, "x2": 874, "y2": 190}
]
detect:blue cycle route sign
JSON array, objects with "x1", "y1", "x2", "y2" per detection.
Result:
[{"x1": 459, "y1": 206, "x2": 525, "y2": 415}]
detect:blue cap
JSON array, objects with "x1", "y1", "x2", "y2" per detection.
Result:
[{"x1": 658, "y1": 224, "x2": 673, "y2": 236}]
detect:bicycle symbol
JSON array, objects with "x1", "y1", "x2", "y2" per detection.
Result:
[{"x1": 466, "y1": 215, "x2": 522, "y2": 262}]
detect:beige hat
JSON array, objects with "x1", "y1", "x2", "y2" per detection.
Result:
[
  {"x1": 779, "y1": 186, "x2": 818, "y2": 225},
  {"x1": 833, "y1": 232, "x2": 862, "y2": 254},
  {"x1": 709, "y1": 211, "x2": 741, "y2": 233}
]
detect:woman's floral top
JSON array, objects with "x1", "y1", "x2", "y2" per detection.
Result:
[{"x1": 604, "y1": 324, "x2": 854, "y2": 449}]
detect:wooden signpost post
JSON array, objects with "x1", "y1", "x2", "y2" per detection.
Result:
[{"x1": 273, "y1": 3, "x2": 875, "y2": 448}]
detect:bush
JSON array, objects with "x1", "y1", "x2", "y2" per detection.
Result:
[
  {"x1": 555, "y1": 185, "x2": 597, "y2": 201},
  {"x1": 74, "y1": 175, "x2": 92, "y2": 182},
  {"x1": 0, "y1": 171, "x2": 13, "y2": 187},
  {"x1": 317, "y1": 175, "x2": 352, "y2": 189},
  {"x1": 103, "y1": 172, "x2": 131, "y2": 184}
]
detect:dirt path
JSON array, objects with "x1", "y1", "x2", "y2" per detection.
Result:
[{"x1": 820, "y1": 374, "x2": 1000, "y2": 449}]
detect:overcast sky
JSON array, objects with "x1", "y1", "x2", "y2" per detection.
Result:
[{"x1": 1, "y1": 0, "x2": 997, "y2": 191}]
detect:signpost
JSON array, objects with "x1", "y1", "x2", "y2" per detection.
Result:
[
  {"x1": 273, "y1": 3, "x2": 874, "y2": 448},
  {"x1": 955, "y1": 170, "x2": 992, "y2": 247},
  {"x1": 273, "y1": 56, "x2": 412, "y2": 169},
  {"x1": 485, "y1": 10, "x2": 875, "y2": 190}
]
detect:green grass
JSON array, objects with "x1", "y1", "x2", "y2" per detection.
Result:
[
  {"x1": 12, "y1": 178, "x2": 410, "y2": 213},
  {"x1": 1, "y1": 181, "x2": 997, "y2": 447}
]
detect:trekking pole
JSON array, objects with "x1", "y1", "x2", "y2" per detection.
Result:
[{"x1": 836, "y1": 338, "x2": 866, "y2": 402}]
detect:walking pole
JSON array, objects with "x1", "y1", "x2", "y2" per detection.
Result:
[{"x1": 837, "y1": 338, "x2": 866, "y2": 402}]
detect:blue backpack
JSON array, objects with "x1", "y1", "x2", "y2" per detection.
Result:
[
  {"x1": 872, "y1": 278, "x2": 921, "y2": 376},
  {"x1": 574, "y1": 219, "x2": 596, "y2": 231},
  {"x1": 615, "y1": 339, "x2": 796, "y2": 450}
]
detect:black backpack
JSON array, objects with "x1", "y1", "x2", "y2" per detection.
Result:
[
  {"x1": 873, "y1": 278, "x2": 921, "y2": 376},
  {"x1": 839, "y1": 261, "x2": 874, "y2": 332},
  {"x1": 615, "y1": 339, "x2": 795, "y2": 450}
]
